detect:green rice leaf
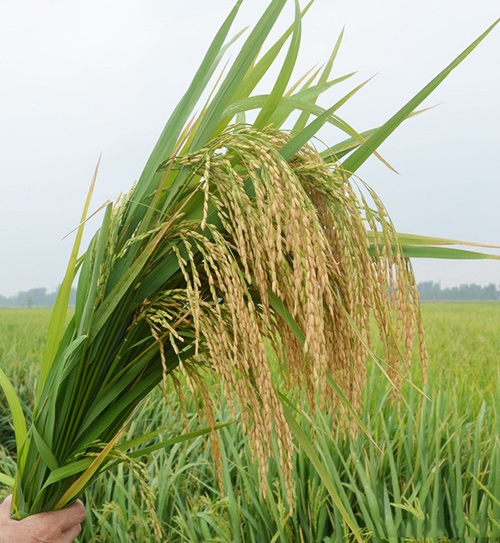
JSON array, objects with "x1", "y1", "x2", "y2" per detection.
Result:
[
  {"x1": 77, "y1": 203, "x2": 113, "y2": 334},
  {"x1": 123, "y1": 421, "x2": 235, "y2": 459},
  {"x1": 321, "y1": 128, "x2": 378, "y2": 161},
  {"x1": 280, "y1": 399, "x2": 363, "y2": 543},
  {"x1": 253, "y1": 0, "x2": 301, "y2": 129},
  {"x1": 370, "y1": 231, "x2": 500, "y2": 259},
  {"x1": 230, "y1": 0, "x2": 315, "y2": 109},
  {"x1": 278, "y1": 101, "x2": 342, "y2": 159},
  {"x1": 269, "y1": 72, "x2": 357, "y2": 128},
  {"x1": 342, "y1": 17, "x2": 500, "y2": 174},
  {"x1": 74, "y1": 237, "x2": 95, "y2": 331},
  {"x1": 190, "y1": 0, "x2": 288, "y2": 151},
  {"x1": 325, "y1": 372, "x2": 379, "y2": 450},
  {"x1": 32, "y1": 424, "x2": 59, "y2": 472},
  {"x1": 131, "y1": 0, "x2": 244, "y2": 206},
  {"x1": 37, "y1": 158, "x2": 100, "y2": 402},
  {"x1": 221, "y1": 75, "x2": 358, "y2": 123},
  {"x1": 267, "y1": 289, "x2": 305, "y2": 343},
  {"x1": 293, "y1": 27, "x2": 345, "y2": 131},
  {"x1": 399, "y1": 246, "x2": 500, "y2": 260},
  {"x1": 54, "y1": 432, "x2": 122, "y2": 510},
  {"x1": 396, "y1": 232, "x2": 500, "y2": 249},
  {"x1": 43, "y1": 458, "x2": 94, "y2": 488},
  {"x1": 0, "y1": 367, "x2": 27, "y2": 457}
]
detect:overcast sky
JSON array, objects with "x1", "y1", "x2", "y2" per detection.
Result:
[{"x1": 1, "y1": 0, "x2": 499, "y2": 297}]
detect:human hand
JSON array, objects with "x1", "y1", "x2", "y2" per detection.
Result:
[{"x1": 0, "y1": 495, "x2": 86, "y2": 543}]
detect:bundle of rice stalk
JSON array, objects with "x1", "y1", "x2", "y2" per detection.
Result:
[{"x1": 1, "y1": 0, "x2": 498, "y2": 529}]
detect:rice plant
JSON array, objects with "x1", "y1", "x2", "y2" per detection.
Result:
[{"x1": 0, "y1": 1, "x2": 499, "y2": 540}]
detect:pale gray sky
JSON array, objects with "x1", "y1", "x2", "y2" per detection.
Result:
[{"x1": 1, "y1": 0, "x2": 499, "y2": 296}]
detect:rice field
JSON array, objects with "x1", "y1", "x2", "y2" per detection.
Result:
[{"x1": 1, "y1": 302, "x2": 499, "y2": 542}]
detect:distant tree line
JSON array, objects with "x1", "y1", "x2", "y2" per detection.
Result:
[
  {"x1": 417, "y1": 281, "x2": 500, "y2": 301},
  {"x1": 0, "y1": 287, "x2": 77, "y2": 307}
]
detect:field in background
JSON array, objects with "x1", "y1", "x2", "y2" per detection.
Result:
[
  {"x1": 420, "y1": 303, "x2": 500, "y2": 394},
  {"x1": 1, "y1": 303, "x2": 499, "y2": 542}
]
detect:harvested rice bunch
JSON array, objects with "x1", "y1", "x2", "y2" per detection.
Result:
[{"x1": 1, "y1": 0, "x2": 495, "y2": 528}]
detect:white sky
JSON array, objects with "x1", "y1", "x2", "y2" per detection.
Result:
[{"x1": 1, "y1": 0, "x2": 499, "y2": 296}]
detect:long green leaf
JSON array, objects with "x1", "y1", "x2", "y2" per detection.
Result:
[
  {"x1": 190, "y1": 0, "x2": 288, "y2": 151},
  {"x1": 293, "y1": 27, "x2": 345, "y2": 131},
  {"x1": 279, "y1": 101, "x2": 344, "y2": 160},
  {"x1": 54, "y1": 430, "x2": 123, "y2": 510},
  {"x1": 267, "y1": 289, "x2": 305, "y2": 343},
  {"x1": 396, "y1": 232, "x2": 500, "y2": 249},
  {"x1": 325, "y1": 372, "x2": 379, "y2": 450},
  {"x1": 342, "y1": 17, "x2": 500, "y2": 174},
  {"x1": 222, "y1": 75, "x2": 356, "y2": 121},
  {"x1": 123, "y1": 421, "x2": 235, "y2": 459},
  {"x1": 271, "y1": 72, "x2": 359, "y2": 129},
  {"x1": 322, "y1": 128, "x2": 378, "y2": 161},
  {"x1": 370, "y1": 231, "x2": 500, "y2": 259},
  {"x1": 230, "y1": 0, "x2": 315, "y2": 112},
  {"x1": 32, "y1": 424, "x2": 59, "y2": 472},
  {"x1": 43, "y1": 422, "x2": 233, "y2": 489},
  {"x1": 253, "y1": 0, "x2": 301, "y2": 129},
  {"x1": 0, "y1": 367, "x2": 27, "y2": 457},
  {"x1": 399, "y1": 245, "x2": 500, "y2": 260},
  {"x1": 37, "y1": 158, "x2": 100, "y2": 402},
  {"x1": 77, "y1": 203, "x2": 113, "y2": 335},
  {"x1": 280, "y1": 399, "x2": 363, "y2": 543},
  {"x1": 131, "y1": 0, "x2": 244, "y2": 205}
]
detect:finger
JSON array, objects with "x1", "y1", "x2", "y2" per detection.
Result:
[
  {"x1": 0, "y1": 495, "x2": 12, "y2": 519},
  {"x1": 34, "y1": 500, "x2": 87, "y2": 533},
  {"x1": 57, "y1": 521, "x2": 83, "y2": 543}
]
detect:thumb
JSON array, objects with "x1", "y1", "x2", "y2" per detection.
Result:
[{"x1": 0, "y1": 495, "x2": 13, "y2": 519}]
